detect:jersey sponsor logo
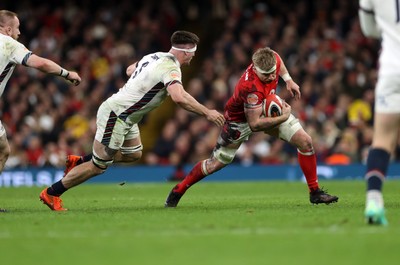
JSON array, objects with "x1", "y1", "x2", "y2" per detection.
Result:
[
  {"x1": 170, "y1": 70, "x2": 181, "y2": 79},
  {"x1": 246, "y1": 93, "x2": 259, "y2": 105}
]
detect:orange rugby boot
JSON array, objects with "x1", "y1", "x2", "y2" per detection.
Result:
[
  {"x1": 39, "y1": 188, "x2": 67, "y2": 211},
  {"x1": 64, "y1": 155, "x2": 82, "y2": 176}
]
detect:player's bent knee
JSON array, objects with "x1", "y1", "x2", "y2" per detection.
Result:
[
  {"x1": 2, "y1": 147, "x2": 10, "y2": 158},
  {"x1": 0, "y1": 151, "x2": 9, "y2": 161},
  {"x1": 305, "y1": 135, "x2": 313, "y2": 148},
  {"x1": 131, "y1": 151, "x2": 142, "y2": 160},
  {"x1": 123, "y1": 151, "x2": 142, "y2": 163},
  {"x1": 0, "y1": 141, "x2": 10, "y2": 159},
  {"x1": 205, "y1": 159, "x2": 226, "y2": 174},
  {"x1": 292, "y1": 130, "x2": 313, "y2": 150}
]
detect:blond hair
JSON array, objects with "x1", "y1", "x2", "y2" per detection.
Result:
[{"x1": 252, "y1": 47, "x2": 276, "y2": 72}]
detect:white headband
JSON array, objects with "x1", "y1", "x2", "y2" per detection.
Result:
[
  {"x1": 171, "y1": 45, "x2": 197, "y2": 52},
  {"x1": 255, "y1": 64, "x2": 276, "y2": 74}
]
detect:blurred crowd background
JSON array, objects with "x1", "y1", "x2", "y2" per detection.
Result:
[{"x1": 0, "y1": 0, "x2": 387, "y2": 170}]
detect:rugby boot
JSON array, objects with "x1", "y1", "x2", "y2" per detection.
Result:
[
  {"x1": 309, "y1": 188, "x2": 338, "y2": 204},
  {"x1": 39, "y1": 188, "x2": 67, "y2": 211},
  {"x1": 165, "y1": 189, "x2": 183, "y2": 208},
  {"x1": 64, "y1": 155, "x2": 82, "y2": 176}
]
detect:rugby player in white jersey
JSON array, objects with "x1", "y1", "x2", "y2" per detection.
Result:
[
  {"x1": 359, "y1": 0, "x2": 400, "y2": 225},
  {"x1": 39, "y1": 30, "x2": 225, "y2": 211},
  {"x1": 0, "y1": 10, "x2": 81, "y2": 212}
]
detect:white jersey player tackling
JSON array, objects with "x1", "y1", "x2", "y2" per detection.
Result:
[
  {"x1": 39, "y1": 30, "x2": 225, "y2": 211},
  {"x1": 359, "y1": 0, "x2": 400, "y2": 225},
  {"x1": 0, "y1": 10, "x2": 81, "y2": 213}
]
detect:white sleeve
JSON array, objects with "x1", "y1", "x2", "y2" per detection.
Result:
[
  {"x1": 359, "y1": 0, "x2": 381, "y2": 38},
  {"x1": 9, "y1": 38, "x2": 32, "y2": 65},
  {"x1": 160, "y1": 61, "x2": 182, "y2": 86}
]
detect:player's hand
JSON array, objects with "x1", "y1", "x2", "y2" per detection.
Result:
[
  {"x1": 281, "y1": 101, "x2": 291, "y2": 120},
  {"x1": 66, "y1": 71, "x2": 82, "y2": 86},
  {"x1": 286, "y1": 79, "x2": 301, "y2": 100},
  {"x1": 206, "y1": 110, "x2": 225, "y2": 126}
]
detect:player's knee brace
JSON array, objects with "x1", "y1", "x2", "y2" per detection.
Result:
[
  {"x1": 120, "y1": 144, "x2": 143, "y2": 155},
  {"x1": 279, "y1": 115, "x2": 302, "y2": 141},
  {"x1": 92, "y1": 152, "x2": 114, "y2": 172},
  {"x1": 120, "y1": 144, "x2": 143, "y2": 162}
]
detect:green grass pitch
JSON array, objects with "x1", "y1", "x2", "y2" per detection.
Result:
[{"x1": 1, "y1": 180, "x2": 400, "y2": 265}]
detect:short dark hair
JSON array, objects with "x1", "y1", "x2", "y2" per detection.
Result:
[{"x1": 171, "y1": 31, "x2": 200, "y2": 46}]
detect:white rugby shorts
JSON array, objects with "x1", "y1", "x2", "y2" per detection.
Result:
[
  {"x1": 375, "y1": 75, "x2": 400, "y2": 113},
  {"x1": 95, "y1": 102, "x2": 139, "y2": 150}
]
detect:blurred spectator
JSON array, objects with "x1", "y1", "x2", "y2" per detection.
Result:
[
  {"x1": 145, "y1": 119, "x2": 178, "y2": 165},
  {"x1": 25, "y1": 135, "x2": 44, "y2": 166},
  {"x1": 347, "y1": 89, "x2": 374, "y2": 128},
  {"x1": 325, "y1": 128, "x2": 360, "y2": 165}
]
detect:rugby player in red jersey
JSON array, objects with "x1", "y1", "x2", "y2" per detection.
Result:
[{"x1": 165, "y1": 47, "x2": 339, "y2": 207}]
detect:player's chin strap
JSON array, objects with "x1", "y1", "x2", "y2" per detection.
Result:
[{"x1": 171, "y1": 45, "x2": 197, "y2": 52}]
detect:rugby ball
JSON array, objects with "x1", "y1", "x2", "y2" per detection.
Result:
[{"x1": 263, "y1": 94, "x2": 283, "y2": 117}]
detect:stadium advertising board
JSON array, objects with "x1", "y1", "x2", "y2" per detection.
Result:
[{"x1": 1, "y1": 164, "x2": 400, "y2": 187}]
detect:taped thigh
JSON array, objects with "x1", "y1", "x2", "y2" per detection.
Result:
[{"x1": 278, "y1": 114, "x2": 302, "y2": 142}]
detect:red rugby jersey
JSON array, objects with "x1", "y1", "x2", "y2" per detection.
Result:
[{"x1": 224, "y1": 52, "x2": 281, "y2": 122}]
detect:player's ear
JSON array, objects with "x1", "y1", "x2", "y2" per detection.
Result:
[{"x1": 6, "y1": 26, "x2": 12, "y2": 35}]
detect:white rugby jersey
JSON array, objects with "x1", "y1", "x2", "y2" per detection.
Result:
[
  {"x1": 359, "y1": 0, "x2": 400, "y2": 76},
  {"x1": 105, "y1": 52, "x2": 182, "y2": 124},
  {"x1": 0, "y1": 34, "x2": 32, "y2": 96}
]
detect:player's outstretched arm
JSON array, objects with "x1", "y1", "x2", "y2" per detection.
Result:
[
  {"x1": 167, "y1": 82, "x2": 225, "y2": 126},
  {"x1": 25, "y1": 54, "x2": 81, "y2": 86}
]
